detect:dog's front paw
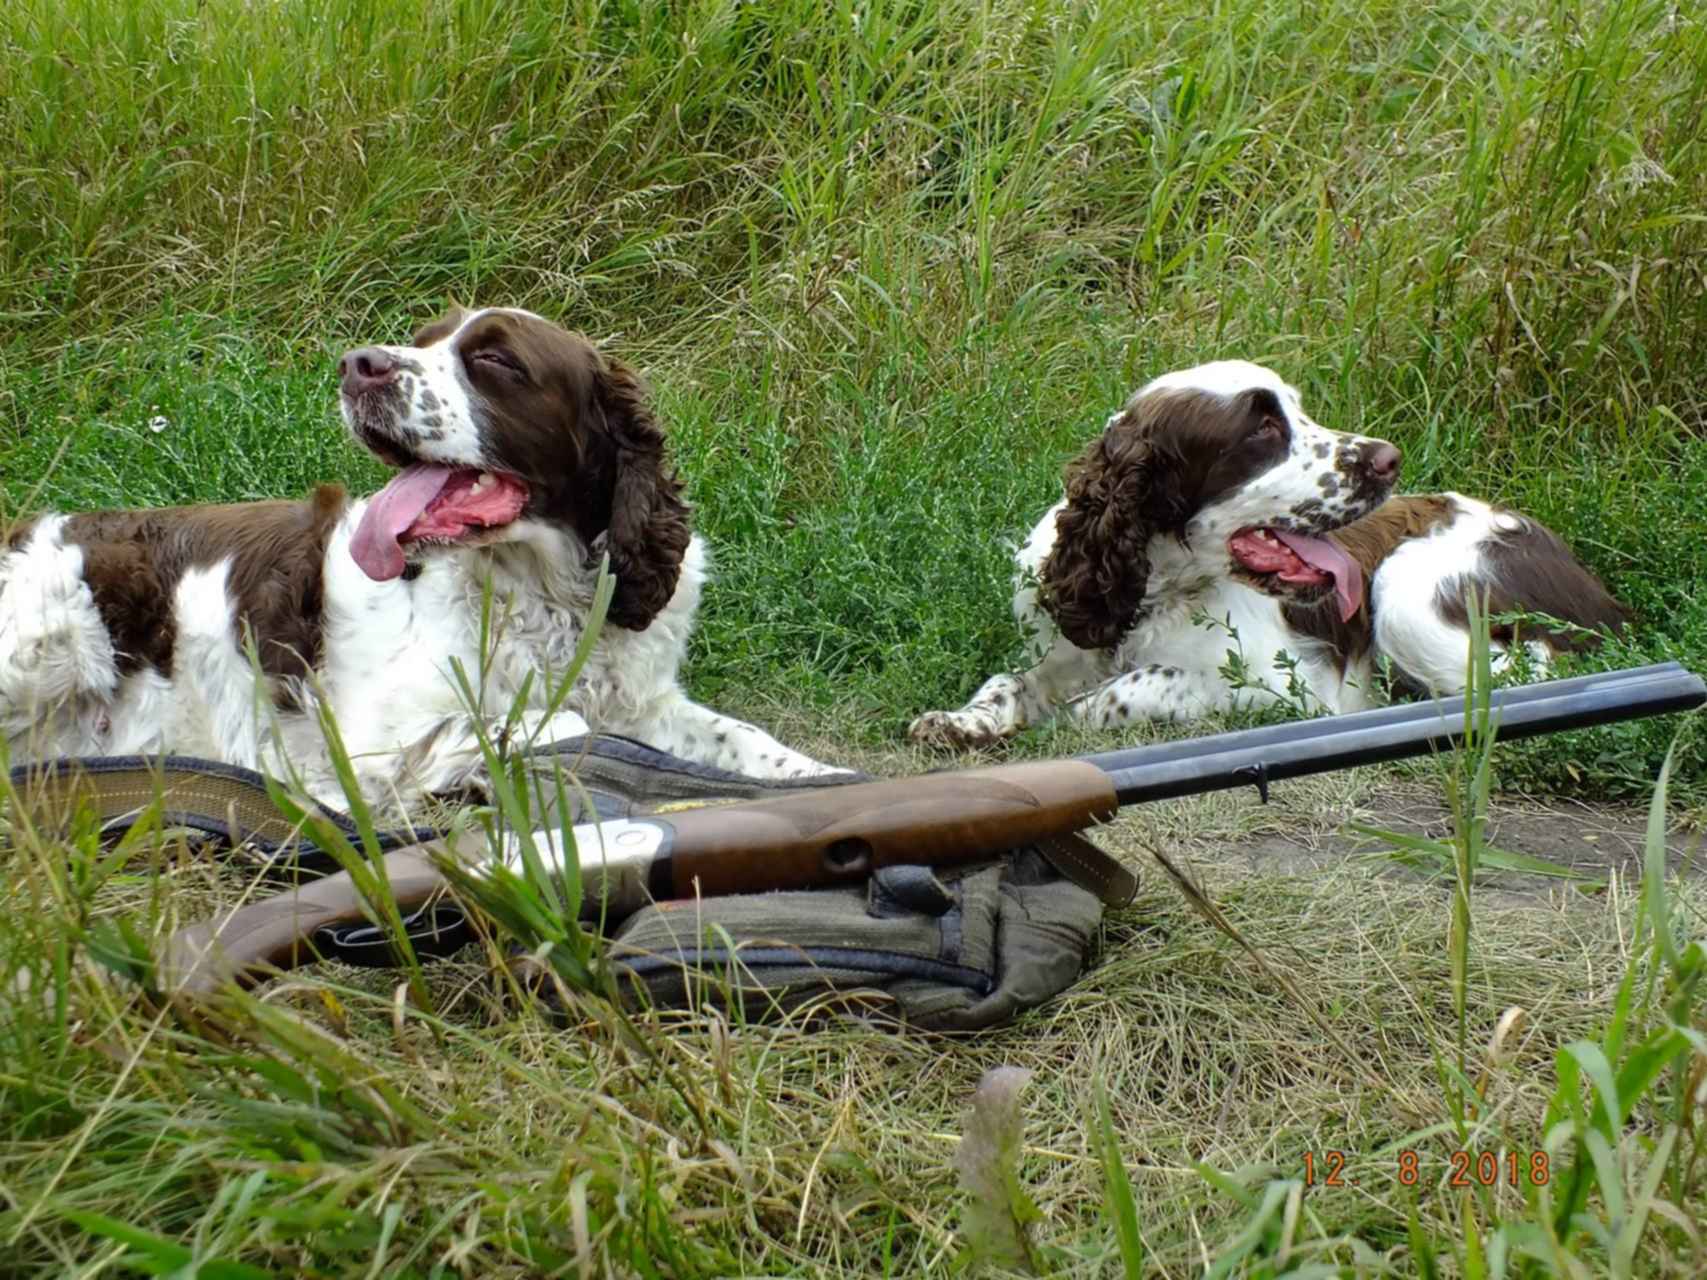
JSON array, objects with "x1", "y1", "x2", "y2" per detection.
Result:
[
  {"x1": 907, "y1": 709, "x2": 1004, "y2": 751},
  {"x1": 789, "y1": 759, "x2": 861, "y2": 780}
]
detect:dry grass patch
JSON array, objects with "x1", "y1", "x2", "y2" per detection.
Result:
[{"x1": 5, "y1": 741, "x2": 1703, "y2": 1275}]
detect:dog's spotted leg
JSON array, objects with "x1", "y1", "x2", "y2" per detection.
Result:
[
  {"x1": 909, "y1": 639, "x2": 1112, "y2": 750},
  {"x1": 643, "y1": 696, "x2": 850, "y2": 780},
  {"x1": 1062, "y1": 664, "x2": 1244, "y2": 729},
  {"x1": 907, "y1": 672, "x2": 1044, "y2": 749}
]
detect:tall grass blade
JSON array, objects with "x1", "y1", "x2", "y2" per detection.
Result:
[{"x1": 1093, "y1": 1079, "x2": 1146, "y2": 1277}]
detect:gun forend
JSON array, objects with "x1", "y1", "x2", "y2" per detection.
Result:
[{"x1": 654, "y1": 759, "x2": 1118, "y2": 897}]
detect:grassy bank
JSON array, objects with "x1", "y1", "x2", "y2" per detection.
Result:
[{"x1": 3, "y1": 0, "x2": 1707, "y2": 1274}]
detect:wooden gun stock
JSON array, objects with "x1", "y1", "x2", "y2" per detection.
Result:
[
  {"x1": 656, "y1": 760, "x2": 1117, "y2": 895},
  {"x1": 158, "y1": 760, "x2": 1118, "y2": 998},
  {"x1": 160, "y1": 849, "x2": 446, "y2": 998}
]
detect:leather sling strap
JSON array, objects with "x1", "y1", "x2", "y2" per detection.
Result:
[
  {"x1": 1036, "y1": 832, "x2": 1140, "y2": 908},
  {"x1": 5, "y1": 753, "x2": 433, "y2": 875}
]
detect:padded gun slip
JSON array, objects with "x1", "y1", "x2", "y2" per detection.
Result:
[{"x1": 150, "y1": 757, "x2": 1132, "y2": 997}]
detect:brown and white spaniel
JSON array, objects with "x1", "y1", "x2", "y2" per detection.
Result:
[
  {"x1": 2, "y1": 307, "x2": 844, "y2": 810},
  {"x1": 909, "y1": 360, "x2": 1626, "y2": 748}
]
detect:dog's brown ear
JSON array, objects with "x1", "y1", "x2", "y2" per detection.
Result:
[
  {"x1": 1038, "y1": 415, "x2": 1155, "y2": 651},
  {"x1": 593, "y1": 358, "x2": 692, "y2": 630}
]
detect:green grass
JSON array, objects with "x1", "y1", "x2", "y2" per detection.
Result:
[
  {"x1": 4, "y1": 0, "x2": 1705, "y2": 797},
  {"x1": 4, "y1": 0, "x2": 1707, "y2": 1273}
]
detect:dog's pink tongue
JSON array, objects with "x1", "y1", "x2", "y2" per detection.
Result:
[
  {"x1": 350, "y1": 464, "x2": 453, "y2": 581},
  {"x1": 1274, "y1": 530, "x2": 1364, "y2": 621}
]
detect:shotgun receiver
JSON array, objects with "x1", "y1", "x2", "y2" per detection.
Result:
[{"x1": 156, "y1": 662, "x2": 1704, "y2": 995}]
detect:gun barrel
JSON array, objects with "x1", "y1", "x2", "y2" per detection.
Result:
[
  {"x1": 1104, "y1": 665, "x2": 1705, "y2": 805},
  {"x1": 1081, "y1": 661, "x2": 1689, "y2": 779}
]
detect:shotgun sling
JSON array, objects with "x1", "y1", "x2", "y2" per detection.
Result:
[{"x1": 155, "y1": 661, "x2": 1704, "y2": 996}]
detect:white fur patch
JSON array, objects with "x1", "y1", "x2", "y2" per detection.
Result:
[
  {"x1": 0, "y1": 518, "x2": 119, "y2": 752},
  {"x1": 169, "y1": 561, "x2": 267, "y2": 768},
  {"x1": 355, "y1": 309, "x2": 492, "y2": 463},
  {"x1": 1368, "y1": 492, "x2": 1552, "y2": 692}
]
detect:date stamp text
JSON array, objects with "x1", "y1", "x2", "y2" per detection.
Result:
[{"x1": 1303, "y1": 1149, "x2": 1550, "y2": 1187}]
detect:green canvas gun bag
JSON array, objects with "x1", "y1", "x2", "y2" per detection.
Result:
[{"x1": 7, "y1": 734, "x2": 1131, "y2": 1033}]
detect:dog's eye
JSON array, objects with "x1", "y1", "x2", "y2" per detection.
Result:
[
  {"x1": 1251, "y1": 417, "x2": 1283, "y2": 440},
  {"x1": 469, "y1": 348, "x2": 524, "y2": 377}
]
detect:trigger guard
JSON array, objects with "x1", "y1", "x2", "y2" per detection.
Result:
[{"x1": 312, "y1": 902, "x2": 475, "y2": 967}]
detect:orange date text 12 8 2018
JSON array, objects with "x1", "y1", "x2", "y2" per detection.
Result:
[{"x1": 1303, "y1": 1150, "x2": 1551, "y2": 1187}]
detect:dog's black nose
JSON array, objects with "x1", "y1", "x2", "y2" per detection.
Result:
[
  {"x1": 1365, "y1": 441, "x2": 1401, "y2": 481},
  {"x1": 339, "y1": 347, "x2": 400, "y2": 396}
]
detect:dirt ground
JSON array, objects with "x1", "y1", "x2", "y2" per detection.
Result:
[{"x1": 1214, "y1": 783, "x2": 1704, "y2": 885}]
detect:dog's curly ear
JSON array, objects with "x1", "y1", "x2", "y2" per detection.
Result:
[
  {"x1": 593, "y1": 358, "x2": 692, "y2": 630},
  {"x1": 1038, "y1": 414, "x2": 1155, "y2": 651}
]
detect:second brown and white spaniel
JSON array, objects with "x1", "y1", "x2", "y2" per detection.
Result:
[
  {"x1": 2, "y1": 307, "x2": 844, "y2": 811},
  {"x1": 909, "y1": 360, "x2": 1625, "y2": 748}
]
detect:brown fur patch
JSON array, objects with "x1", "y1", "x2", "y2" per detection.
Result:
[
  {"x1": 1438, "y1": 515, "x2": 1628, "y2": 650},
  {"x1": 4, "y1": 516, "x2": 36, "y2": 550},
  {"x1": 62, "y1": 484, "x2": 347, "y2": 698},
  {"x1": 1281, "y1": 495, "x2": 1457, "y2": 665},
  {"x1": 411, "y1": 309, "x2": 466, "y2": 348},
  {"x1": 1120, "y1": 386, "x2": 1297, "y2": 528}
]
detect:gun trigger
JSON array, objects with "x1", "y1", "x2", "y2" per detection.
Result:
[{"x1": 1235, "y1": 762, "x2": 1271, "y2": 804}]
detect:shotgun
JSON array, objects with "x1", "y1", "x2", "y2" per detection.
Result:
[{"x1": 156, "y1": 662, "x2": 1704, "y2": 995}]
